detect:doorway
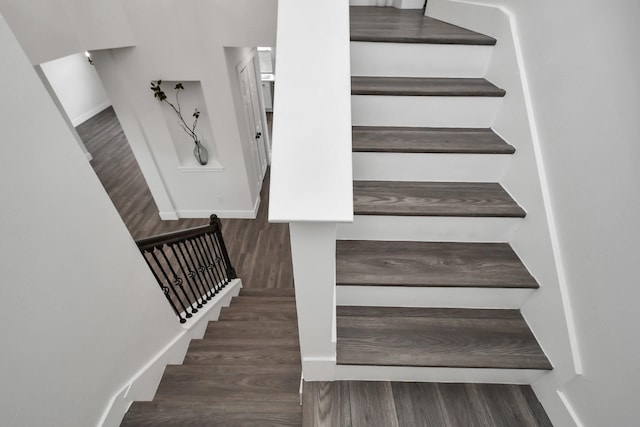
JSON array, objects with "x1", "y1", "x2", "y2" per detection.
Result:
[{"x1": 238, "y1": 55, "x2": 268, "y2": 189}]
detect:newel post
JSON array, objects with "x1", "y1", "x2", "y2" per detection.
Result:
[{"x1": 289, "y1": 222, "x2": 338, "y2": 381}]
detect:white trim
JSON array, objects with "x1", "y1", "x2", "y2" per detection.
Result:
[
  {"x1": 337, "y1": 285, "x2": 534, "y2": 309},
  {"x1": 158, "y1": 211, "x2": 179, "y2": 220},
  {"x1": 301, "y1": 356, "x2": 338, "y2": 381},
  {"x1": 503, "y1": 6, "x2": 583, "y2": 375},
  {"x1": 70, "y1": 101, "x2": 111, "y2": 126},
  {"x1": 85, "y1": 151, "x2": 93, "y2": 161},
  {"x1": 558, "y1": 390, "x2": 585, "y2": 427},
  {"x1": 178, "y1": 159, "x2": 224, "y2": 172},
  {"x1": 334, "y1": 364, "x2": 548, "y2": 384},
  {"x1": 98, "y1": 279, "x2": 242, "y2": 427},
  {"x1": 175, "y1": 196, "x2": 261, "y2": 219}
]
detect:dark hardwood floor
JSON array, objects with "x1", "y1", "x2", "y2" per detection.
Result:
[
  {"x1": 303, "y1": 381, "x2": 553, "y2": 427},
  {"x1": 77, "y1": 107, "x2": 292, "y2": 290}
]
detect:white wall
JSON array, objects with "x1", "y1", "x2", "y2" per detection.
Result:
[
  {"x1": 428, "y1": 1, "x2": 640, "y2": 425},
  {"x1": 0, "y1": 13, "x2": 182, "y2": 427},
  {"x1": 91, "y1": 0, "x2": 278, "y2": 219},
  {"x1": 0, "y1": 0, "x2": 277, "y2": 220},
  {"x1": 41, "y1": 52, "x2": 111, "y2": 126},
  {"x1": 504, "y1": 2, "x2": 640, "y2": 426},
  {"x1": 0, "y1": 0, "x2": 135, "y2": 65}
]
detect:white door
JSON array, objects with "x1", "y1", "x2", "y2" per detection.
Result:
[{"x1": 239, "y1": 59, "x2": 267, "y2": 186}]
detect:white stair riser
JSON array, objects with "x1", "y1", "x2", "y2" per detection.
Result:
[
  {"x1": 353, "y1": 152, "x2": 510, "y2": 182},
  {"x1": 350, "y1": 0, "x2": 424, "y2": 9},
  {"x1": 351, "y1": 42, "x2": 492, "y2": 78},
  {"x1": 337, "y1": 286, "x2": 533, "y2": 309},
  {"x1": 337, "y1": 216, "x2": 520, "y2": 242},
  {"x1": 332, "y1": 364, "x2": 547, "y2": 384},
  {"x1": 351, "y1": 95, "x2": 501, "y2": 127}
]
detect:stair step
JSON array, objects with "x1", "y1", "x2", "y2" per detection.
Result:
[
  {"x1": 218, "y1": 305, "x2": 297, "y2": 321},
  {"x1": 336, "y1": 241, "x2": 537, "y2": 289},
  {"x1": 350, "y1": 6, "x2": 496, "y2": 45},
  {"x1": 123, "y1": 401, "x2": 301, "y2": 427},
  {"x1": 353, "y1": 181, "x2": 526, "y2": 217},
  {"x1": 351, "y1": 41, "x2": 492, "y2": 78},
  {"x1": 230, "y1": 295, "x2": 296, "y2": 304},
  {"x1": 152, "y1": 365, "x2": 301, "y2": 403},
  {"x1": 352, "y1": 127, "x2": 514, "y2": 154},
  {"x1": 183, "y1": 343, "x2": 301, "y2": 366},
  {"x1": 351, "y1": 77, "x2": 506, "y2": 97},
  {"x1": 204, "y1": 320, "x2": 299, "y2": 345},
  {"x1": 336, "y1": 307, "x2": 552, "y2": 370},
  {"x1": 239, "y1": 288, "x2": 295, "y2": 297},
  {"x1": 351, "y1": 94, "x2": 501, "y2": 127}
]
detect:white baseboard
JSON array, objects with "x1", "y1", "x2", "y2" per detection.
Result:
[
  {"x1": 334, "y1": 364, "x2": 547, "y2": 384},
  {"x1": 85, "y1": 151, "x2": 93, "y2": 161},
  {"x1": 175, "y1": 197, "x2": 261, "y2": 219},
  {"x1": 98, "y1": 279, "x2": 242, "y2": 427},
  {"x1": 71, "y1": 102, "x2": 111, "y2": 126},
  {"x1": 158, "y1": 211, "x2": 179, "y2": 220},
  {"x1": 337, "y1": 285, "x2": 533, "y2": 309}
]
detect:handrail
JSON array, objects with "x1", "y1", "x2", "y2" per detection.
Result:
[
  {"x1": 135, "y1": 214, "x2": 236, "y2": 323},
  {"x1": 268, "y1": 0, "x2": 354, "y2": 223}
]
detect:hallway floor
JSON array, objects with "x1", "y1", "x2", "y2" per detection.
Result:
[{"x1": 76, "y1": 107, "x2": 292, "y2": 290}]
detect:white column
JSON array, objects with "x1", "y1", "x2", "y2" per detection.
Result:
[{"x1": 289, "y1": 222, "x2": 338, "y2": 380}]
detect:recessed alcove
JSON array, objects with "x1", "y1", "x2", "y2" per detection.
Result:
[{"x1": 157, "y1": 80, "x2": 223, "y2": 171}]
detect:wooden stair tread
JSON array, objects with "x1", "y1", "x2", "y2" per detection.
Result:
[
  {"x1": 351, "y1": 76, "x2": 506, "y2": 97},
  {"x1": 353, "y1": 181, "x2": 526, "y2": 217},
  {"x1": 123, "y1": 401, "x2": 301, "y2": 427},
  {"x1": 151, "y1": 367, "x2": 301, "y2": 403},
  {"x1": 336, "y1": 307, "x2": 552, "y2": 370},
  {"x1": 350, "y1": 6, "x2": 496, "y2": 45},
  {"x1": 218, "y1": 304, "x2": 297, "y2": 321},
  {"x1": 205, "y1": 320, "x2": 299, "y2": 340},
  {"x1": 352, "y1": 126, "x2": 515, "y2": 154},
  {"x1": 239, "y1": 288, "x2": 295, "y2": 297},
  {"x1": 230, "y1": 295, "x2": 296, "y2": 304},
  {"x1": 336, "y1": 241, "x2": 538, "y2": 289},
  {"x1": 183, "y1": 343, "x2": 301, "y2": 366}
]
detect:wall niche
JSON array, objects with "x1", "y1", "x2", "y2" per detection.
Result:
[{"x1": 158, "y1": 80, "x2": 222, "y2": 171}]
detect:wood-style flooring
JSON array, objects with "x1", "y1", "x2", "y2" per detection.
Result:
[
  {"x1": 351, "y1": 76, "x2": 506, "y2": 97},
  {"x1": 352, "y1": 126, "x2": 515, "y2": 154},
  {"x1": 336, "y1": 306, "x2": 552, "y2": 369},
  {"x1": 353, "y1": 181, "x2": 526, "y2": 217},
  {"x1": 350, "y1": 6, "x2": 496, "y2": 45},
  {"x1": 303, "y1": 381, "x2": 553, "y2": 427},
  {"x1": 336, "y1": 240, "x2": 539, "y2": 288}
]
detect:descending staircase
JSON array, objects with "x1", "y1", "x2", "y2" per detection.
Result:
[
  {"x1": 334, "y1": 6, "x2": 552, "y2": 383},
  {"x1": 121, "y1": 289, "x2": 301, "y2": 426}
]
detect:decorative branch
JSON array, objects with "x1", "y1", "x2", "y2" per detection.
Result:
[{"x1": 150, "y1": 80, "x2": 201, "y2": 144}]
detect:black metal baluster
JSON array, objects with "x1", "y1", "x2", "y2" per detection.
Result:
[
  {"x1": 171, "y1": 244, "x2": 201, "y2": 312},
  {"x1": 136, "y1": 213, "x2": 238, "y2": 323},
  {"x1": 195, "y1": 235, "x2": 221, "y2": 294},
  {"x1": 185, "y1": 239, "x2": 214, "y2": 300},
  {"x1": 179, "y1": 240, "x2": 211, "y2": 303},
  {"x1": 158, "y1": 246, "x2": 192, "y2": 319},
  {"x1": 192, "y1": 236, "x2": 217, "y2": 298},
  {"x1": 149, "y1": 249, "x2": 186, "y2": 323},
  {"x1": 203, "y1": 232, "x2": 227, "y2": 287}
]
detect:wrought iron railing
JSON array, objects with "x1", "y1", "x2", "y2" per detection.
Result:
[{"x1": 136, "y1": 214, "x2": 236, "y2": 323}]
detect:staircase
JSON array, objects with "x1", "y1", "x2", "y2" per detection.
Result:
[
  {"x1": 121, "y1": 288, "x2": 302, "y2": 426},
  {"x1": 333, "y1": 6, "x2": 552, "y2": 383}
]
